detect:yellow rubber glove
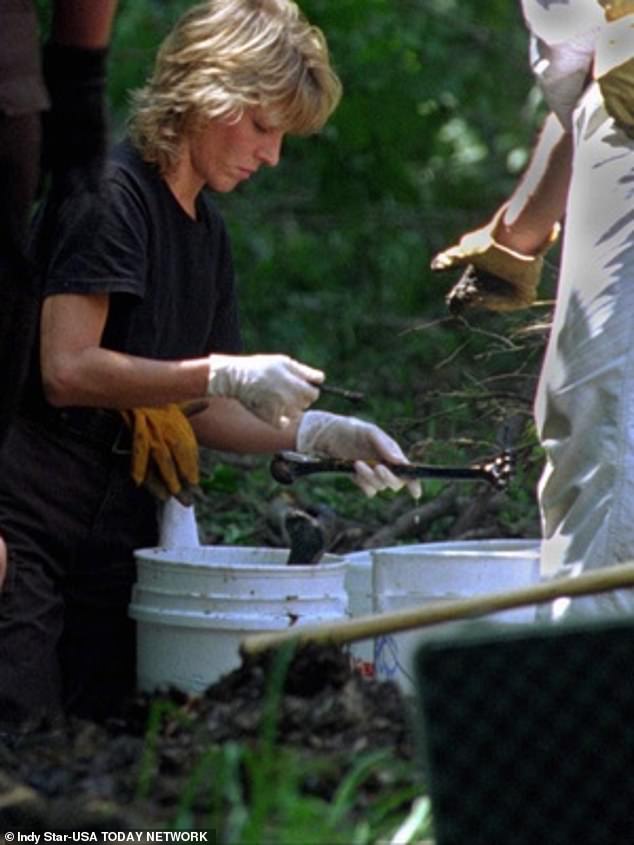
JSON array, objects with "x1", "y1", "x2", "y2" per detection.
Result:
[
  {"x1": 594, "y1": 9, "x2": 634, "y2": 137},
  {"x1": 430, "y1": 206, "x2": 560, "y2": 312},
  {"x1": 120, "y1": 403, "x2": 201, "y2": 506}
]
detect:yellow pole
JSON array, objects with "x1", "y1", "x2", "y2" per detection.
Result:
[{"x1": 241, "y1": 562, "x2": 634, "y2": 656}]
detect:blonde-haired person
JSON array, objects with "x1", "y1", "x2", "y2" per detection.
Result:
[
  {"x1": 0, "y1": 0, "x2": 419, "y2": 731},
  {"x1": 129, "y1": 0, "x2": 339, "y2": 172}
]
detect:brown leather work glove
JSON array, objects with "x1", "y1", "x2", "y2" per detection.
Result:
[
  {"x1": 430, "y1": 206, "x2": 560, "y2": 313},
  {"x1": 599, "y1": 1, "x2": 634, "y2": 22},
  {"x1": 594, "y1": 4, "x2": 634, "y2": 137},
  {"x1": 120, "y1": 402, "x2": 205, "y2": 506}
]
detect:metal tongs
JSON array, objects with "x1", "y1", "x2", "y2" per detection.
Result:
[{"x1": 270, "y1": 449, "x2": 514, "y2": 491}]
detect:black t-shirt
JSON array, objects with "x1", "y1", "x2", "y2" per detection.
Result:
[
  {"x1": 41, "y1": 139, "x2": 242, "y2": 362},
  {"x1": 22, "y1": 139, "x2": 242, "y2": 415}
]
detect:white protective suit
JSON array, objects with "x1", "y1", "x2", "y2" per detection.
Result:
[{"x1": 522, "y1": 0, "x2": 634, "y2": 616}]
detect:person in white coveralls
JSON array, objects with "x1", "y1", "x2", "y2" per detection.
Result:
[{"x1": 432, "y1": 0, "x2": 634, "y2": 616}]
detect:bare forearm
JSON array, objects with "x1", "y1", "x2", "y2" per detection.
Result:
[
  {"x1": 43, "y1": 346, "x2": 211, "y2": 409},
  {"x1": 51, "y1": 0, "x2": 118, "y2": 47},
  {"x1": 44, "y1": 342, "x2": 298, "y2": 453},
  {"x1": 191, "y1": 398, "x2": 298, "y2": 453},
  {"x1": 496, "y1": 112, "x2": 573, "y2": 254},
  {"x1": 41, "y1": 293, "x2": 211, "y2": 407}
]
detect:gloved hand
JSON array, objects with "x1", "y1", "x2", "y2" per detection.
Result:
[
  {"x1": 207, "y1": 353, "x2": 323, "y2": 429},
  {"x1": 594, "y1": 9, "x2": 634, "y2": 137},
  {"x1": 430, "y1": 206, "x2": 560, "y2": 312},
  {"x1": 598, "y1": 1, "x2": 634, "y2": 22},
  {"x1": 42, "y1": 42, "x2": 109, "y2": 196},
  {"x1": 120, "y1": 403, "x2": 201, "y2": 506},
  {"x1": 296, "y1": 410, "x2": 422, "y2": 499}
]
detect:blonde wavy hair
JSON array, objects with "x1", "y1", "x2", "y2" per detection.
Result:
[{"x1": 129, "y1": 0, "x2": 342, "y2": 172}]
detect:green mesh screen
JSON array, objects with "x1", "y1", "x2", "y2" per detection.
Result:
[{"x1": 414, "y1": 618, "x2": 634, "y2": 845}]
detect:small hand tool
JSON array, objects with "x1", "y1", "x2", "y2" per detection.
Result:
[{"x1": 270, "y1": 449, "x2": 514, "y2": 491}]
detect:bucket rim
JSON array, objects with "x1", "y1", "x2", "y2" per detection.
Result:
[
  {"x1": 371, "y1": 548, "x2": 540, "y2": 563},
  {"x1": 346, "y1": 538, "x2": 541, "y2": 564},
  {"x1": 134, "y1": 545, "x2": 346, "y2": 572}
]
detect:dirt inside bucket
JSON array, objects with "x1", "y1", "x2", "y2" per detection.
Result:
[{"x1": 0, "y1": 644, "x2": 417, "y2": 832}]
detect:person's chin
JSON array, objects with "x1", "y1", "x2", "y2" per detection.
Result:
[{"x1": 209, "y1": 178, "x2": 239, "y2": 193}]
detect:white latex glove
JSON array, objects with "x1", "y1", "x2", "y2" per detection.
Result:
[
  {"x1": 207, "y1": 353, "x2": 323, "y2": 429},
  {"x1": 296, "y1": 410, "x2": 422, "y2": 499}
]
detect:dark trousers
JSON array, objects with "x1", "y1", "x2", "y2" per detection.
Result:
[
  {"x1": 0, "y1": 413, "x2": 159, "y2": 728},
  {"x1": 0, "y1": 112, "x2": 41, "y2": 446}
]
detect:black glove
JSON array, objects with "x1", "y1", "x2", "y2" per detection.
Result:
[{"x1": 41, "y1": 42, "x2": 109, "y2": 196}]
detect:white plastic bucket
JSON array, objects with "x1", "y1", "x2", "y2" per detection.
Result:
[
  {"x1": 344, "y1": 550, "x2": 375, "y2": 677},
  {"x1": 129, "y1": 545, "x2": 348, "y2": 694},
  {"x1": 344, "y1": 539, "x2": 541, "y2": 681},
  {"x1": 370, "y1": 539, "x2": 541, "y2": 695}
]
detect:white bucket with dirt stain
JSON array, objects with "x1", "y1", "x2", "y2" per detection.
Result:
[
  {"x1": 345, "y1": 539, "x2": 540, "y2": 680},
  {"x1": 129, "y1": 545, "x2": 348, "y2": 694},
  {"x1": 344, "y1": 549, "x2": 376, "y2": 677},
  {"x1": 369, "y1": 539, "x2": 541, "y2": 695}
]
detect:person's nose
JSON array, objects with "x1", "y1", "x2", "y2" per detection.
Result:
[{"x1": 259, "y1": 131, "x2": 284, "y2": 167}]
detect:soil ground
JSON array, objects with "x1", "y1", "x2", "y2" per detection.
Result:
[{"x1": 0, "y1": 645, "x2": 419, "y2": 836}]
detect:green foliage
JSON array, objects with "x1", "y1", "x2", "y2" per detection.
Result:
[
  {"x1": 108, "y1": 0, "x2": 194, "y2": 128},
  {"x1": 165, "y1": 734, "x2": 425, "y2": 843},
  {"x1": 216, "y1": 0, "x2": 541, "y2": 358}
]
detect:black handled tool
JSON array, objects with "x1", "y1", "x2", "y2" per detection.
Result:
[
  {"x1": 316, "y1": 383, "x2": 364, "y2": 403},
  {"x1": 270, "y1": 449, "x2": 514, "y2": 491}
]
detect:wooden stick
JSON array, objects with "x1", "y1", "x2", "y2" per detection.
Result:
[{"x1": 240, "y1": 562, "x2": 634, "y2": 656}]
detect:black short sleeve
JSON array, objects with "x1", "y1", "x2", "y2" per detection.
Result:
[{"x1": 36, "y1": 139, "x2": 243, "y2": 361}]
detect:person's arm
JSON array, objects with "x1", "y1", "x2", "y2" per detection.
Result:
[
  {"x1": 190, "y1": 397, "x2": 297, "y2": 453},
  {"x1": 430, "y1": 111, "x2": 572, "y2": 311},
  {"x1": 42, "y1": 1, "x2": 119, "y2": 194},
  {"x1": 41, "y1": 292, "x2": 322, "y2": 428},
  {"x1": 40, "y1": 293, "x2": 212, "y2": 409},
  {"x1": 51, "y1": 0, "x2": 118, "y2": 48},
  {"x1": 494, "y1": 112, "x2": 573, "y2": 254},
  {"x1": 191, "y1": 402, "x2": 421, "y2": 499},
  {"x1": 37, "y1": 294, "x2": 300, "y2": 452},
  {"x1": 41, "y1": 294, "x2": 419, "y2": 498}
]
